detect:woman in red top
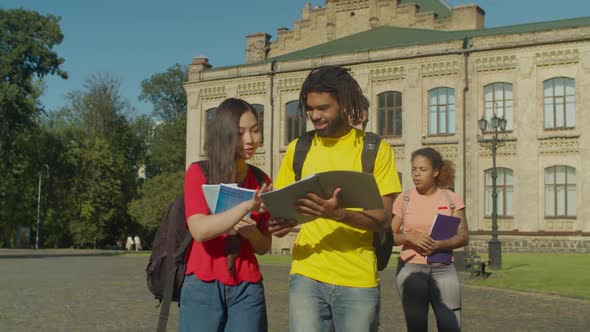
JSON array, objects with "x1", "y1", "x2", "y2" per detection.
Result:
[{"x1": 179, "y1": 98, "x2": 271, "y2": 332}]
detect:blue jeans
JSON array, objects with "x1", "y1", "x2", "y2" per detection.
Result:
[
  {"x1": 178, "y1": 275, "x2": 267, "y2": 332},
  {"x1": 395, "y1": 260, "x2": 461, "y2": 332},
  {"x1": 289, "y1": 274, "x2": 380, "y2": 332}
]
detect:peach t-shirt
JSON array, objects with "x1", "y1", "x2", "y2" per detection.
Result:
[{"x1": 392, "y1": 188, "x2": 464, "y2": 265}]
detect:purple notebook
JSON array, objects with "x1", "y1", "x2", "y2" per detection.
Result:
[{"x1": 427, "y1": 214, "x2": 461, "y2": 264}]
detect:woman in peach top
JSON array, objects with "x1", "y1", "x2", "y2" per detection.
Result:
[{"x1": 391, "y1": 147, "x2": 469, "y2": 332}]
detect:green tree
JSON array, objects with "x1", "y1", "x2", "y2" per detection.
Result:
[
  {"x1": 129, "y1": 64, "x2": 188, "y2": 245},
  {"x1": 146, "y1": 114, "x2": 186, "y2": 177},
  {"x1": 0, "y1": 9, "x2": 67, "y2": 247},
  {"x1": 35, "y1": 112, "x2": 85, "y2": 248},
  {"x1": 70, "y1": 139, "x2": 121, "y2": 248},
  {"x1": 58, "y1": 74, "x2": 145, "y2": 247},
  {"x1": 139, "y1": 63, "x2": 187, "y2": 122},
  {"x1": 140, "y1": 64, "x2": 187, "y2": 177},
  {"x1": 128, "y1": 170, "x2": 183, "y2": 234}
]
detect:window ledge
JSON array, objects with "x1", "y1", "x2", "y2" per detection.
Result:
[
  {"x1": 538, "y1": 131, "x2": 580, "y2": 140},
  {"x1": 384, "y1": 137, "x2": 404, "y2": 146},
  {"x1": 422, "y1": 135, "x2": 459, "y2": 145}
]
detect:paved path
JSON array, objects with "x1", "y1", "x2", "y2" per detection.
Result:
[{"x1": 0, "y1": 252, "x2": 588, "y2": 331}]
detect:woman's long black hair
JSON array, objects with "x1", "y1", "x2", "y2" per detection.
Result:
[{"x1": 204, "y1": 98, "x2": 258, "y2": 184}]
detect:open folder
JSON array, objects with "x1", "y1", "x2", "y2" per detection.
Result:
[
  {"x1": 260, "y1": 170, "x2": 383, "y2": 224},
  {"x1": 427, "y1": 214, "x2": 461, "y2": 264}
]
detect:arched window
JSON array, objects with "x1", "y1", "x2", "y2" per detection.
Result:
[
  {"x1": 545, "y1": 166, "x2": 576, "y2": 218},
  {"x1": 285, "y1": 100, "x2": 306, "y2": 143},
  {"x1": 484, "y1": 82, "x2": 513, "y2": 131},
  {"x1": 484, "y1": 168, "x2": 513, "y2": 218},
  {"x1": 377, "y1": 91, "x2": 402, "y2": 137},
  {"x1": 428, "y1": 87, "x2": 455, "y2": 135},
  {"x1": 252, "y1": 104, "x2": 264, "y2": 145},
  {"x1": 544, "y1": 77, "x2": 575, "y2": 129},
  {"x1": 205, "y1": 107, "x2": 216, "y2": 137}
]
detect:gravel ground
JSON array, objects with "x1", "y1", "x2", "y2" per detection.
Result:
[{"x1": 0, "y1": 251, "x2": 588, "y2": 331}]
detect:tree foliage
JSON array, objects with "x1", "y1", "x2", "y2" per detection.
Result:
[
  {"x1": 0, "y1": 25, "x2": 189, "y2": 247},
  {"x1": 0, "y1": 9, "x2": 67, "y2": 247},
  {"x1": 139, "y1": 63, "x2": 187, "y2": 122},
  {"x1": 128, "y1": 64, "x2": 189, "y2": 245},
  {"x1": 128, "y1": 171, "x2": 183, "y2": 235},
  {"x1": 0, "y1": 9, "x2": 67, "y2": 133},
  {"x1": 146, "y1": 114, "x2": 186, "y2": 177}
]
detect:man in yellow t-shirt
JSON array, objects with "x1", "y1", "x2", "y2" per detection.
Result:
[{"x1": 270, "y1": 65, "x2": 402, "y2": 332}]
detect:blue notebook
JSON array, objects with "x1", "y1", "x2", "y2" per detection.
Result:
[
  {"x1": 427, "y1": 214, "x2": 461, "y2": 264},
  {"x1": 214, "y1": 184, "x2": 257, "y2": 216}
]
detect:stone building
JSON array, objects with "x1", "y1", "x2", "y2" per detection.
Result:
[{"x1": 184, "y1": 0, "x2": 590, "y2": 253}]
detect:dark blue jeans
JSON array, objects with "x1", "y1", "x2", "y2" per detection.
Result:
[{"x1": 178, "y1": 275, "x2": 267, "y2": 332}]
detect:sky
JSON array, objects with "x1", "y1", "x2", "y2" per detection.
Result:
[{"x1": 3, "y1": 0, "x2": 589, "y2": 115}]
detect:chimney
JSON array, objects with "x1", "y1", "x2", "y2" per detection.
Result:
[
  {"x1": 245, "y1": 32, "x2": 271, "y2": 63},
  {"x1": 188, "y1": 56, "x2": 212, "y2": 81}
]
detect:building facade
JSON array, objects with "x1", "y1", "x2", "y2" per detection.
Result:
[{"x1": 184, "y1": 0, "x2": 590, "y2": 253}]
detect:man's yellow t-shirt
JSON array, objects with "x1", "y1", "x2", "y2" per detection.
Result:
[{"x1": 274, "y1": 128, "x2": 401, "y2": 287}]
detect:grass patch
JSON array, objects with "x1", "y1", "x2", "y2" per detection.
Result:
[
  {"x1": 463, "y1": 253, "x2": 590, "y2": 299},
  {"x1": 257, "y1": 254, "x2": 292, "y2": 266}
]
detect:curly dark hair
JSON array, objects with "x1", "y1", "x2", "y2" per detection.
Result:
[
  {"x1": 411, "y1": 147, "x2": 456, "y2": 188},
  {"x1": 298, "y1": 65, "x2": 368, "y2": 126}
]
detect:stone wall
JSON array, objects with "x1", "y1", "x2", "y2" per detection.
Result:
[{"x1": 467, "y1": 235, "x2": 590, "y2": 253}]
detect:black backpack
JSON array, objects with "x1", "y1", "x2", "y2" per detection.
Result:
[
  {"x1": 146, "y1": 160, "x2": 267, "y2": 332},
  {"x1": 293, "y1": 130, "x2": 394, "y2": 271}
]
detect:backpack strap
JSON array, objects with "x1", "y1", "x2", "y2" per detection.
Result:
[
  {"x1": 248, "y1": 164, "x2": 269, "y2": 187},
  {"x1": 293, "y1": 130, "x2": 316, "y2": 181},
  {"x1": 401, "y1": 190, "x2": 411, "y2": 227},
  {"x1": 157, "y1": 232, "x2": 192, "y2": 332},
  {"x1": 294, "y1": 130, "x2": 381, "y2": 179},
  {"x1": 156, "y1": 194, "x2": 192, "y2": 332},
  {"x1": 196, "y1": 160, "x2": 267, "y2": 187},
  {"x1": 361, "y1": 132, "x2": 380, "y2": 174},
  {"x1": 195, "y1": 160, "x2": 209, "y2": 184},
  {"x1": 400, "y1": 189, "x2": 454, "y2": 228},
  {"x1": 441, "y1": 189, "x2": 456, "y2": 214}
]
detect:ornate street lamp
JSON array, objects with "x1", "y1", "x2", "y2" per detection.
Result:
[{"x1": 478, "y1": 104, "x2": 507, "y2": 269}]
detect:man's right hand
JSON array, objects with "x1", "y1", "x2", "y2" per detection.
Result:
[{"x1": 268, "y1": 218, "x2": 297, "y2": 238}]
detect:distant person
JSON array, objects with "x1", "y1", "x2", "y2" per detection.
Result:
[
  {"x1": 391, "y1": 147, "x2": 469, "y2": 332},
  {"x1": 134, "y1": 235, "x2": 142, "y2": 251},
  {"x1": 179, "y1": 98, "x2": 272, "y2": 332},
  {"x1": 269, "y1": 65, "x2": 401, "y2": 332},
  {"x1": 125, "y1": 236, "x2": 134, "y2": 252},
  {"x1": 350, "y1": 95, "x2": 369, "y2": 131}
]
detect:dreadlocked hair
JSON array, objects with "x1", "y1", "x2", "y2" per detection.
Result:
[{"x1": 298, "y1": 65, "x2": 369, "y2": 126}]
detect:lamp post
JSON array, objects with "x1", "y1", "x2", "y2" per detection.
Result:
[
  {"x1": 35, "y1": 164, "x2": 49, "y2": 249},
  {"x1": 478, "y1": 105, "x2": 507, "y2": 269}
]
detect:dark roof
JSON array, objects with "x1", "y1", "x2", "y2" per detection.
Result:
[{"x1": 257, "y1": 16, "x2": 590, "y2": 64}]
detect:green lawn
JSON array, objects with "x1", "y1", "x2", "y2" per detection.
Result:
[
  {"x1": 257, "y1": 254, "x2": 292, "y2": 265},
  {"x1": 462, "y1": 253, "x2": 590, "y2": 299},
  {"x1": 258, "y1": 253, "x2": 590, "y2": 300}
]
